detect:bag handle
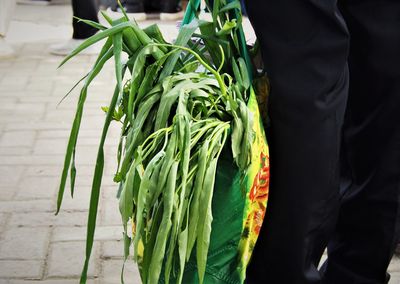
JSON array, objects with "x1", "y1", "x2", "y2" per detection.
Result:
[{"x1": 181, "y1": 0, "x2": 253, "y2": 80}]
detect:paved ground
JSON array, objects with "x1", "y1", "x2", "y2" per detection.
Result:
[
  {"x1": 0, "y1": 3, "x2": 172, "y2": 283},
  {"x1": 0, "y1": 3, "x2": 399, "y2": 284}
]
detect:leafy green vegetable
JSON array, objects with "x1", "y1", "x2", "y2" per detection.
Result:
[{"x1": 56, "y1": 1, "x2": 255, "y2": 283}]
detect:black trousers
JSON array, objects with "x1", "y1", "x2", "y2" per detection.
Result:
[
  {"x1": 244, "y1": 0, "x2": 400, "y2": 283},
  {"x1": 72, "y1": 0, "x2": 99, "y2": 39},
  {"x1": 114, "y1": 0, "x2": 180, "y2": 12}
]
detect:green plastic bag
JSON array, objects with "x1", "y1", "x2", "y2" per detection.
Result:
[
  {"x1": 158, "y1": 4, "x2": 271, "y2": 282},
  {"x1": 160, "y1": 88, "x2": 270, "y2": 284}
]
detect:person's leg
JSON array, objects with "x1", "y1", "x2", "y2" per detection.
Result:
[
  {"x1": 157, "y1": 0, "x2": 180, "y2": 12},
  {"x1": 124, "y1": 0, "x2": 145, "y2": 12},
  {"x1": 146, "y1": 0, "x2": 183, "y2": 20},
  {"x1": 243, "y1": 0, "x2": 349, "y2": 283},
  {"x1": 49, "y1": 0, "x2": 99, "y2": 55},
  {"x1": 321, "y1": 1, "x2": 400, "y2": 283},
  {"x1": 72, "y1": 0, "x2": 99, "y2": 39}
]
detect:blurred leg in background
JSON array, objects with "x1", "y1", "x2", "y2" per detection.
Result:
[
  {"x1": 108, "y1": 0, "x2": 183, "y2": 21},
  {"x1": 71, "y1": 0, "x2": 99, "y2": 40},
  {"x1": 156, "y1": 0, "x2": 184, "y2": 21},
  {"x1": 0, "y1": 0, "x2": 16, "y2": 58},
  {"x1": 49, "y1": 0, "x2": 99, "y2": 55}
]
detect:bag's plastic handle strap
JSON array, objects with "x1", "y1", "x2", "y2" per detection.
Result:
[
  {"x1": 181, "y1": 0, "x2": 253, "y2": 80},
  {"x1": 234, "y1": 7, "x2": 253, "y2": 80}
]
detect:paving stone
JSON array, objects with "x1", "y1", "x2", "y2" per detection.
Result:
[
  {"x1": 0, "y1": 61, "x2": 13, "y2": 68},
  {"x1": 17, "y1": 94, "x2": 59, "y2": 104},
  {"x1": 388, "y1": 256, "x2": 400, "y2": 272},
  {"x1": 37, "y1": 130, "x2": 99, "y2": 139},
  {"x1": 0, "y1": 155, "x2": 66, "y2": 166},
  {"x1": 52, "y1": 226, "x2": 122, "y2": 242},
  {"x1": 60, "y1": 173, "x2": 116, "y2": 189},
  {"x1": 45, "y1": 109, "x2": 102, "y2": 122},
  {"x1": 9, "y1": 61, "x2": 38, "y2": 72},
  {"x1": 15, "y1": 176, "x2": 58, "y2": 200},
  {"x1": 0, "y1": 83, "x2": 26, "y2": 92},
  {"x1": 25, "y1": 82, "x2": 53, "y2": 93},
  {"x1": 0, "y1": 200, "x2": 54, "y2": 213},
  {"x1": 5, "y1": 121, "x2": 70, "y2": 132},
  {"x1": 0, "y1": 187, "x2": 17, "y2": 201},
  {"x1": 0, "y1": 147, "x2": 31, "y2": 156},
  {"x1": 36, "y1": 63, "x2": 59, "y2": 75},
  {"x1": 0, "y1": 95, "x2": 16, "y2": 103},
  {"x1": 33, "y1": 139, "x2": 96, "y2": 156},
  {"x1": 43, "y1": 110, "x2": 74, "y2": 122},
  {"x1": 0, "y1": 115, "x2": 40, "y2": 124},
  {"x1": 25, "y1": 165, "x2": 111, "y2": 178},
  {"x1": 25, "y1": 166, "x2": 63, "y2": 177},
  {"x1": 0, "y1": 166, "x2": 25, "y2": 187},
  {"x1": 46, "y1": 241, "x2": 98, "y2": 278},
  {"x1": 8, "y1": 280, "x2": 99, "y2": 284},
  {"x1": 100, "y1": 259, "x2": 141, "y2": 284},
  {"x1": 8, "y1": 211, "x2": 87, "y2": 228},
  {"x1": 0, "y1": 260, "x2": 43, "y2": 279},
  {"x1": 101, "y1": 186, "x2": 120, "y2": 199},
  {"x1": 14, "y1": 104, "x2": 46, "y2": 116},
  {"x1": 0, "y1": 131, "x2": 36, "y2": 147},
  {"x1": 390, "y1": 272, "x2": 400, "y2": 283},
  {"x1": 101, "y1": 241, "x2": 124, "y2": 259},
  {"x1": 7, "y1": 280, "x2": 97, "y2": 284},
  {"x1": 37, "y1": 130, "x2": 71, "y2": 140},
  {"x1": 100, "y1": 199, "x2": 121, "y2": 226},
  {"x1": 0, "y1": 227, "x2": 50, "y2": 260},
  {"x1": 58, "y1": 187, "x2": 91, "y2": 212},
  {"x1": 0, "y1": 102, "x2": 17, "y2": 112},
  {"x1": 0, "y1": 213, "x2": 8, "y2": 228}
]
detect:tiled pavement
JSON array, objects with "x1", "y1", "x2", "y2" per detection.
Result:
[
  {"x1": 0, "y1": 3, "x2": 399, "y2": 284},
  {"x1": 0, "y1": 3, "x2": 162, "y2": 283}
]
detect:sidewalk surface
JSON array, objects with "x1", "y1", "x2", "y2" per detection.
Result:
[{"x1": 0, "y1": 3, "x2": 399, "y2": 284}]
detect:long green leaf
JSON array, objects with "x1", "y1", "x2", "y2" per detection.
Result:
[
  {"x1": 133, "y1": 151, "x2": 166, "y2": 260},
  {"x1": 148, "y1": 160, "x2": 179, "y2": 284},
  {"x1": 186, "y1": 138, "x2": 209, "y2": 259},
  {"x1": 113, "y1": 32, "x2": 123, "y2": 103},
  {"x1": 80, "y1": 79, "x2": 125, "y2": 283},
  {"x1": 141, "y1": 201, "x2": 164, "y2": 283},
  {"x1": 59, "y1": 21, "x2": 134, "y2": 67},
  {"x1": 196, "y1": 158, "x2": 218, "y2": 284},
  {"x1": 56, "y1": 47, "x2": 113, "y2": 214},
  {"x1": 159, "y1": 19, "x2": 199, "y2": 81}
]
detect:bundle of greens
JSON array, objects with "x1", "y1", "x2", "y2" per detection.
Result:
[{"x1": 56, "y1": 1, "x2": 256, "y2": 283}]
